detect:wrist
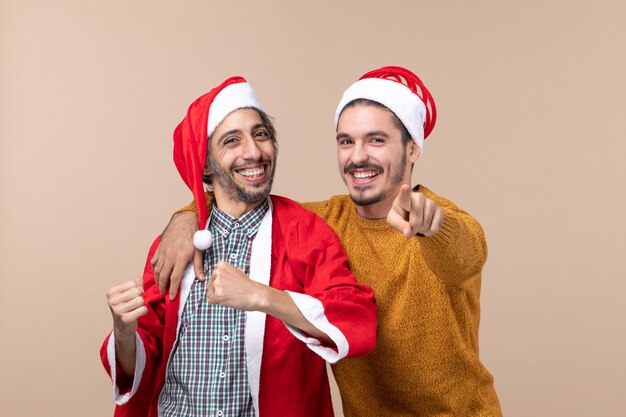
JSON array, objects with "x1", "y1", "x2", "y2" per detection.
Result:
[
  {"x1": 253, "y1": 284, "x2": 277, "y2": 313},
  {"x1": 113, "y1": 325, "x2": 137, "y2": 342}
]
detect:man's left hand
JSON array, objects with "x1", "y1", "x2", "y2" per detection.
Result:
[
  {"x1": 387, "y1": 184, "x2": 444, "y2": 238},
  {"x1": 206, "y1": 261, "x2": 264, "y2": 310}
]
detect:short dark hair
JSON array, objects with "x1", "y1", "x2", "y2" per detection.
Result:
[
  {"x1": 202, "y1": 108, "x2": 277, "y2": 185},
  {"x1": 341, "y1": 99, "x2": 412, "y2": 146}
]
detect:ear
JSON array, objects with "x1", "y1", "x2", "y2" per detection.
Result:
[
  {"x1": 407, "y1": 141, "x2": 421, "y2": 163},
  {"x1": 203, "y1": 148, "x2": 214, "y2": 176},
  {"x1": 203, "y1": 163, "x2": 213, "y2": 177}
]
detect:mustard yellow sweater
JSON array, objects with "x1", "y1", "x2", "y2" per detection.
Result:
[
  {"x1": 184, "y1": 186, "x2": 501, "y2": 416},
  {"x1": 303, "y1": 185, "x2": 501, "y2": 417}
]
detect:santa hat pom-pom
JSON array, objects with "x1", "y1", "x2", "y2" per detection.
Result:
[{"x1": 193, "y1": 229, "x2": 213, "y2": 250}]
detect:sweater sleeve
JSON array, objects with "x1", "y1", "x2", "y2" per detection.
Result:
[
  {"x1": 173, "y1": 191, "x2": 215, "y2": 216},
  {"x1": 174, "y1": 199, "x2": 197, "y2": 214},
  {"x1": 416, "y1": 186, "x2": 488, "y2": 286},
  {"x1": 100, "y1": 237, "x2": 167, "y2": 409}
]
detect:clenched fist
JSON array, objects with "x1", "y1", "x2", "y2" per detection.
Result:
[
  {"x1": 106, "y1": 277, "x2": 148, "y2": 337},
  {"x1": 206, "y1": 261, "x2": 264, "y2": 311}
]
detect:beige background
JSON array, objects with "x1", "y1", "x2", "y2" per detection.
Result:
[{"x1": 1, "y1": 1, "x2": 625, "y2": 416}]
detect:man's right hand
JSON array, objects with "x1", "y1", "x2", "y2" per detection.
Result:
[
  {"x1": 107, "y1": 277, "x2": 148, "y2": 337},
  {"x1": 106, "y1": 277, "x2": 147, "y2": 378},
  {"x1": 150, "y1": 211, "x2": 202, "y2": 300}
]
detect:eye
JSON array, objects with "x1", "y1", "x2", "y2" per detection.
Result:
[
  {"x1": 254, "y1": 129, "x2": 270, "y2": 140},
  {"x1": 223, "y1": 137, "x2": 238, "y2": 146},
  {"x1": 370, "y1": 137, "x2": 385, "y2": 144},
  {"x1": 337, "y1": 138, "x2": 353, "y2": 146}
]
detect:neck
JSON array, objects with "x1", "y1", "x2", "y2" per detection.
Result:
[
  {"x1": 354, "y1": 180, "x2": 415, "y2": 220},
  {"x1": 354, "y1": 196, "x2": 394, "y2": 220},
  {"x1": 213, "y1": 190, "x2": 267, "y2": 218}
]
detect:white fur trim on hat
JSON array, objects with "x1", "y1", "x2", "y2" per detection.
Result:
[
  {"x1": 334, "y1": 78, "x2": 427, "y2": 149},
  {"x1": 207, "y1": 82, "x2": 265, "y2": 137}
]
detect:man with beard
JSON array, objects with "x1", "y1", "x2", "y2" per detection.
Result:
[
  {"x1": 152, "y1": 67, "x2": 502, "y2": 416},
  {"x1": 101, "y1": 76, "x2": 377, "y2": 417}
]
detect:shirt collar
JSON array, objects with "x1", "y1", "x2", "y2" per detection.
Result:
[{"x1": 210, "y1": 198, "x2": 270, "y2": 238}]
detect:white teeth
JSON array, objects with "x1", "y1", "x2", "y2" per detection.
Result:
[
  {"x1": 353, "y1": 171, "x2": 377, "y2": 179},
  {"x1": 238, "y1": 167, "x2": 265, "y2": 177}
]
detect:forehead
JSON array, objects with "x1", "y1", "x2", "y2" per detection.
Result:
[
  {"x1": 213, "y1": 108, "x2": 263, "y2": 135},
  {"x1": 337, "y1": 103, "x2": 398, "y2": 134}
]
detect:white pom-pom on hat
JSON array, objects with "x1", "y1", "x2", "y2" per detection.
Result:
[{"x1": 193, "y1": 229, "x2": 213, "y2": 250}]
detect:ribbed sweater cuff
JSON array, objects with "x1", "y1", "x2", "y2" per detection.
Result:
[{"x1": 418, "y1": 208, "x2": 461, "y2": 250}]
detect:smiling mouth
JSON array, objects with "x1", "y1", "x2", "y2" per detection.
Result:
[
  {"x1": 237, "y1": 166, "x2": 264, "y2": 177},
  {"x1": 352, "y1": 169, "x2": 379, "y2": 179},
  {"x1": 234, "y1": 164, "x2": 269, "y2": 180},
  {"x1": 349, "y1": 167, "x2": 382, "y2": 183},
  {"x1": 344, "y1": 162, "x2": 382, "y2": 181}
]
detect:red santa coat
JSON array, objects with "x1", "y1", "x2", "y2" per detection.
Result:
[{"x1": 101, "y1": 195, "x2": 377, "y2": 417}]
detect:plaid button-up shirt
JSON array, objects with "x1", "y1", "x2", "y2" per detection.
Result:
[{"x1": 159, "y1": 200, "x2": 269, "y2": 417}]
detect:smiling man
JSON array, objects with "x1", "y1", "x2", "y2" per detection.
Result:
[
  {"x1": 100, "y1": 76, "x2": 377, "y2": 417},
  {"x1": 153, "y1": 67, "x2": 502, "y2": 416}
]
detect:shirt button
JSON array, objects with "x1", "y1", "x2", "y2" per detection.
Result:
[
  {"x1": 222, "y1": 334, "x2": 229, "y2": 341},
  {"x1": 234, "y1": 222, "x2": 240, "y2": 228},
  {"x1": 229, "y1": 253, "x2": 237, "y2": 259},
  {"x1": 216, "y1": 410, "x2": 223, "y2": 416},
  {"x1": 219, "y1": 371, "x2": 226, "y2": 378}
]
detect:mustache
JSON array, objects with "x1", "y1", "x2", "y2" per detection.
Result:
[
  {"x1": 344, "y1": 162, "x2": 383, "y2": 174},
  {"x1": 232, "y1": 157, "x2": 272, "y2": 170}
]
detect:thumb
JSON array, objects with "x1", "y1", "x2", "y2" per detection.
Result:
[
  {"x1": 135, "y1": 276, "x2": 144, "y2": 293},
  {"x1": 194, "y1": 249, "x2": 205, "y2": 282}
]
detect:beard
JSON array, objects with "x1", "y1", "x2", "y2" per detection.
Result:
[
  {"x1": 345, "y1": 155, "x2": 407, "y2": 207},
  {"x1": 208, "y1": 155, "x2": 275, "y2": 203},
  {"x1": 350, "y1": 188, "x2": 387, "y2": 207}
]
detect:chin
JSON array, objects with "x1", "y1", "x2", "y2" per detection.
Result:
[
  {"x1": 237, "y1": 181, "x2": 273, "y2": 203},
  {"x1": 349, "y1": 191, "x2": 386, "y2": 207}
]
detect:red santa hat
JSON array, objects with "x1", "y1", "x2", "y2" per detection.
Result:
[
  {"x1": 172, "y1": 76, "x2": 265, "y2": 250},
  {"x1": 334, "y1": 66, "x2": 437, "y2": 151}
]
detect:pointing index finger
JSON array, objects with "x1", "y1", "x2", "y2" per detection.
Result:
[{"x1": 397, "y1": 184, "x2": 413, "y2": 212}]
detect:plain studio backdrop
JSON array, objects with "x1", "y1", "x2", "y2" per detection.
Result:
[{"x1": 1, "y1": 1, "x2": 624, "y2": 416}]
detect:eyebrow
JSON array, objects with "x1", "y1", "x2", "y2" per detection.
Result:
[
  {"x1": 365, "y1": 131, "x2": 390, "y2": 138},
  {"x1": 217, "y1": 129, "x2": 242, "y2": 144},
  {"x1": 336, "y1": 130, "x2": 390, "y2": 141},
  {"x1": 251, "y1": 123, "x2": 267, "y2": 132}
]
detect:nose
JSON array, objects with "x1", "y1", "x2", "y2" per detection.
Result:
[
  {"x1": 350, "y1": 142, "x2": 368, "y2": 165},
  {"x1": 241, "y1": 136, "x2": 262, "y2": 160}
]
